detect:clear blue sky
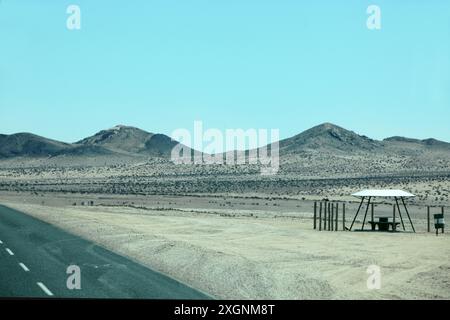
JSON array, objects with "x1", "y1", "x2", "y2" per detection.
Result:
[{"x1": 1, "y1": 0, "x2": 449, "y2": 143}]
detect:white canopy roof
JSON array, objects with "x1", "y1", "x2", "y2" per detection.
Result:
[{"x1": 351, "y1": 189, "x2": 415, "y2": 198}]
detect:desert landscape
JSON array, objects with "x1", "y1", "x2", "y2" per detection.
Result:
[
  {"x1": 1, "y1": 0, "x2": 449, "y2": 309},
  {"x1": 0, "y1": 123, "x2": 449, "y2": 299}
]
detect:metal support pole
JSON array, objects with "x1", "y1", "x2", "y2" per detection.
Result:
[
  {"x1": 401, "y1": 197, "x2": 415, "y2": 233},
  {"x1": 349, "y1": 197, "x2": 365, "y2": 231},
  {"x1": 371, "y1": 203, "x2": 374, "y2": 223},
  {"x1": 361, "y1": 197, "x2": 372, "y2": 231},
  {"x1": 393, "y1": 204, "x2": 396, "y2": 231},
  {"x1": 394, "y1": 197, "x2": 406, "y2": 231}
]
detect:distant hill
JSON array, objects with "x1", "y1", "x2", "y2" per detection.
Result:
[
  {"x1": 384, "y1": 136, "x2": 450, "y2": 149},
  {"x1": 76, "y1": 125, "x2": 182, "y2": 157},
  {"x1": 279, "y1": 123, "x2": 382, "y2": 153},
  {"x1": 0, "y1": 125, "x2": 187, "y2": 159},
  {"x1": 382, "y1": 136, "x2": 450, "y2": 156},
  {"x1": 0, "y1": 133, "x2": 70, "y2": 158},
  {"x1": 76, "y1": 125, "x2": 153, "y2": 154}
]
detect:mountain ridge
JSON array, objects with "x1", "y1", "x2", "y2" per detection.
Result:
[{"x1": 1, "y1": 123, "x2": 449, "y2": 159}]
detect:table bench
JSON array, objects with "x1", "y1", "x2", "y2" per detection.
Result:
[{"x1": 368, "y1": 219, "x2": 400, "y2": 231}]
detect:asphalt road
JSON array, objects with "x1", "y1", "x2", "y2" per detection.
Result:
[{"x1": 0, "y1": 204, "x2": 210, "y2": 299}]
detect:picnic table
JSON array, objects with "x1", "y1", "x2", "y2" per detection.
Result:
[{"x1": 368, "y1": 217, "x2": 400, "y2": 231}]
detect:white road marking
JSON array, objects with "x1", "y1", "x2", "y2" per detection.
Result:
[
  {"x1": 19, "y1": 263, "x2": 30, "y2": 272},
  {"x1": 37, "y1": 282, "x2": 53, "y2": 296},
  {"x1": 0, "y1": 240, "x2": 3, "y2": 244},
  {"x1": 6, "y1": 248, "x2": 14, "y2": 256}
]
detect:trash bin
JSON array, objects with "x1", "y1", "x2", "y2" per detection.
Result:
[
  {"x1": 379, "y1": 217, "x2": 389, "y2": 231},
  {"x1": 434, "y1": 214, "x2": 445, "y2": 235}
]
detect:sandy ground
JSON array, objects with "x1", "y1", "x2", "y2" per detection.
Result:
[{"x1": 1, "y1": 198, "x2": 449, "y2": 300}]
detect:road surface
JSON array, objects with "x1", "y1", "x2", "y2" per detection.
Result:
[{"x1": 0, "y1": 204, "x2": 210, "y2": 299}]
